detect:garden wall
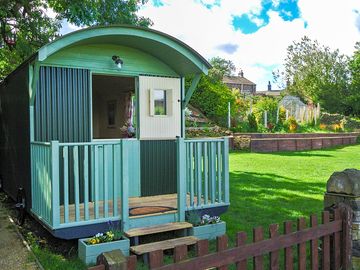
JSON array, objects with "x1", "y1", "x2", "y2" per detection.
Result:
[{"x1": 230, "y1": 132, "x2": 360, "y2": 152}]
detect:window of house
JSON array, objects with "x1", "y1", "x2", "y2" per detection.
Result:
[
  {"x1": 154, "y1": 89, "x2": 167, "y2": 115},
  {"x1": 107, "y1": 100, "x2": 116, "y2": 127}
]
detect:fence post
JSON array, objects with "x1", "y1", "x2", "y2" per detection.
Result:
[
  {"x1": 51, "y1": 140, "x2": 60, "y2": 228},
  {"x1": 222, "y1": 138, "x2": 229, "y2": 204},
  {"x1": 177, "y1": 137, "x2": 186, "y2": 222},
  {"x1": 340, "y1": 203, "x2": 353, "y2": 270}
]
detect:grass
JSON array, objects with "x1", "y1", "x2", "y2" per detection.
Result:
[{"x1": 222, "y1": 144, "x2": 360, "y2": 243}]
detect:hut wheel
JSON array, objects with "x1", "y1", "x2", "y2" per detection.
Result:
[{"x1": 15, "y1": 188, "x2": 26, "y2": 226}]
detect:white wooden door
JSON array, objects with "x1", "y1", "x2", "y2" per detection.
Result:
[{"x1": 138, "y1": 76, "x2": 181, "y2": 139}]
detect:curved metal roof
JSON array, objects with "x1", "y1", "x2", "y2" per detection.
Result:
[{"x1": 38, "y1": 25, "x2": 211, "y2": 76}]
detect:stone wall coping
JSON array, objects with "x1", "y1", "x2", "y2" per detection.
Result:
[{"x1": 252, "y1": 136, "x2": 357, "y2": 141}]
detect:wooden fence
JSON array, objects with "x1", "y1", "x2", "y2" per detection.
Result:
[{"x1": 123, "y1": 205, "x2": 351, "y2": 270}]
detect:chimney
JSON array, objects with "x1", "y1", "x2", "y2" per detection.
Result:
[
  {"x1": 238, "y1": 70, "x2": 244, "y2": 77},
  {"x1": 268, "y1": 81, "x2": 272, "y2": 91}
]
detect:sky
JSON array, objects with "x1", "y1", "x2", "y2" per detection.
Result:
[{"x1": 61, "y1": 0, "x2": 360, "y2": 91}]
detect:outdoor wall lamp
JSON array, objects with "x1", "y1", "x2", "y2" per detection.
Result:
[{"x1": 112, "y1": 55, "x2": 124, "y2": 69}]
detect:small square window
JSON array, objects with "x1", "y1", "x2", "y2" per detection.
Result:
[
  {"x1": 154, "y1": 90, "x2": 167, "y2": 115},
  {"x1": 107, "y1": 100, "x2": 116, "y2": 127}
]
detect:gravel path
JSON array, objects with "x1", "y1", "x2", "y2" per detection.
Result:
[{"x1": 0, "y1": 200, "x2": 39, "y2": 270}]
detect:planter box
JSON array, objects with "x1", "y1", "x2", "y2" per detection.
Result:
[
  {"x1": 78, "y1": 237, "x2": 130, "y2": 265},
  {"x1": 188, "y1": 222, "x2": 226, "y2": 240}
]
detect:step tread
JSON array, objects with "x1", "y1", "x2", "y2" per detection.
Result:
[
  {"x1": 130, "y1": 236, "x2": 198, "y2": 255},
  {"x1": 125, "y1": 222, "x2": 193, "y2": 238}
]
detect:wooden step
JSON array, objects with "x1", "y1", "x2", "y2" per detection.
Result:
[
  {"x1": 130, "y1": 236, "x2": 198, "y2": 255},
  {"x1": 125, "y1": 222, "x2": 193, "y2": 238}
]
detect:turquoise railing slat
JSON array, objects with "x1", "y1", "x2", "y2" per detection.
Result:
[
  {"x1": 84, "y1": 145, "x2": 89, "y2": 221},
  {"x1": 51, "y1": 141, "x2": 60, "y2": 227},
  {"x1": 217, "y1": 142, "x2": 222, "y2": 203},
  {"x1": 203, "y1": 143, "x2": 208, "y2": 205},
  {"x1": 176, "y1": 138, "x2": 186, "y2": 221},
  {"x1": 195, "y1": 143, "x2": 202, "y2": 206},
  {"x1": 121, "y1": 140, "x2": 129, "y2": 231},
  {"x1": 73, "y1": 146, "x2": 80, "y2": 222},
  {"x1": 222, "y1": 138, "x2": 230, "y2": 204},
  {"x1": 189, "y1": 142, "x2": 194, "y2": 207},
  {"x1": 94, "y1": 146, "x2": 99, "y2": 219},
  {"x1": 103, "y1": 145, "x2": 110, "y2": 218},
  {"x1": 210, "y1": 142, "x2": 216, "y2": 204},
  {"x1": 63, "y1": 146, "x2": 69, "y2": 223}
]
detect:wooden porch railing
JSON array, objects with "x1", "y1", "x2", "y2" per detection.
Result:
[
  {"x1": 31, "y1": 139, "x2": 139, "y2": 230},
  {"x1": 125, "y1": 206, "x2": 351, "y2": 270},
  {"x1": 183, "y1": 138, "x2": 229, "y2": 210},
  {"x1": 30, "y1": 141, "x2": 54, "y2": 226}
]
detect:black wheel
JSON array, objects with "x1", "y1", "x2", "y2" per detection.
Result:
[
  {"x1": 15, "y1": 188, "x2": 26, "y2": 226},
  {"x1": 0, "y1": 175, "x2": 3, "y2": 191}
]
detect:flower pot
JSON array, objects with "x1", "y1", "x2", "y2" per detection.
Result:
[
  {"x1": 188, "y1": 221, "x2": 226, "y2": 240},
  {"x1": 78, "y1": 237, "x2": 130, "y2": 265}
]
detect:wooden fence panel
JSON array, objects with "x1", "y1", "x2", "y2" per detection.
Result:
[
  {"x1": 217, "y1": 235, "x2": 228, "y2": 270},
  {"x1": 333, "y1": 209, "x2": 341, "y2": 269},
  {"x1": 253, "y1": 227, "x2": 264, "y2": 270},
  {"x1": 284, "y1": 221, "x2": 293, "y2": 270},
  {"x1": 297, "y1": 217, "x2": 306, "y2": 270},
  {"x1": 125, "y1": 206, "x2": 351, "y2": 270},
  {"x1": 236, "y1": 232, "x2": 247, "y2": 270},
  {"x1": 269, "y1": 224, "x2": 279, "y2": 270},
  {"x1": 310, "y1": 215, "x2": 318, "y2": 270},
  {"x1": 321, "y1": 211, "x2": 330, "y2": 270}
]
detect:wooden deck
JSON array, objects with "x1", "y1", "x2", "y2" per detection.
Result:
[
  {"x1": 59, "y1": 194, "x2": 181, "y2": 224},
  {"x1": 59, "y1": 193, "x2": 211, "y2": 224}
]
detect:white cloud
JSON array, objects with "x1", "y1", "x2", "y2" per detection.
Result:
[
  {"x1": 298, "y1": 0, "x2": 360, "y2": 55},
  {"x1": 139, "y1": 0, "x2": 360, "y2": 90}
]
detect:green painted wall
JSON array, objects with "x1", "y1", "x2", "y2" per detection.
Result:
[
  {"x1": 140, "y1": 140, "x2": 177, "y2": 196},
  {"x1": 42, "y1": 44, "x2": 178, "y2": 77}
]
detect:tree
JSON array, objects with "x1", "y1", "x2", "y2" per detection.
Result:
[
  {"x1": 208, "y1": 56, "x2": 236, "y2": 82},
  {"x1": 0, "y1": 0, "x2": 152, "y2": 80},
  {"x1": 190, "y1": 75, "x2": 236, "y2": 126},
  {"x1": 348, "y1": 42, "x2": 360, "y2": 115},
  {"x1": 48, "y1": 0, "x2": 152, "y2": 27},
  {"x1": 274, "y1": 36, "x2": 350, "y2": 115},
  {"x1": 0, "y1": 0, "x2": 60, "y2": 80}
]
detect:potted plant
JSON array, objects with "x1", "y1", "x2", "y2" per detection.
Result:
[
  {"x1": 187, "y1": 213, "x2": 226, "y2": 240},
  {"x1": 78, "y1": 221, "x2": 129, "y2": 265}
]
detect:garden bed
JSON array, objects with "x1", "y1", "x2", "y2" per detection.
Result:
[{"x1": 230, "y1": 132, "x2": 360, "y2": 152}]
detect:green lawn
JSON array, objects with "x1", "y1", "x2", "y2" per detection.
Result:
[{"x1": 222, "y1": 144, "x2": 360, "y2": 243}]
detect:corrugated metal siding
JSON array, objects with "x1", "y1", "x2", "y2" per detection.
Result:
[
  {"x1": 34, "y1": 66, "x2": 90, "y2": 142},
  {"x1": 140, "y1": 140, "x2": 177, "y2": 196}
]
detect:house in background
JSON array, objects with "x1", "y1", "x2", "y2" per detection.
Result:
[
  {"x1": 254, "y1": 81, "x2": 284, "y2": 97},
  {"x1": 223, "y1": 70, "x2": 256, "y2": 95}
]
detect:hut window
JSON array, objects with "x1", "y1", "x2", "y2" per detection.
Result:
[
  {"x1": 154, "y1": 89, "x2": 167, "y2": 115},
  {"x1": 107, "y1": 100, "x2": 116, "y2": 127}
]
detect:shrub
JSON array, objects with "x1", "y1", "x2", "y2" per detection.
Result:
[
  {"x1": 233, "y1": 136, "x2": 251, "y2": 150},
  {"x1": 248, "y1": 113, "x2": 258, "y2": 132},
  {"x1": 341, "y1": 117, "x2": 360, "y2": 130},
  {"x1": 285, "y1": 117, "x2": 298, "y2": 133},
  {"x1": 320, "y1": 112, "x2": 344, "y2": 125}
]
